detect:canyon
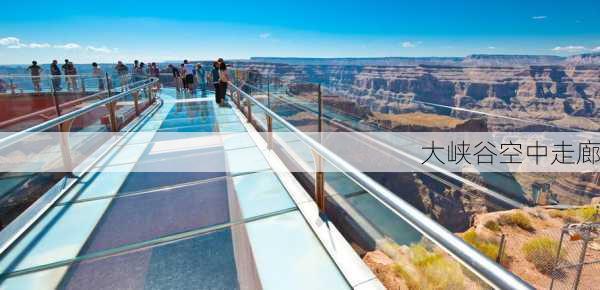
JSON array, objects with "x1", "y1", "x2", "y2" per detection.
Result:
[{"x1": 233, "y1": 55, "x2": 600, "y2": 232}]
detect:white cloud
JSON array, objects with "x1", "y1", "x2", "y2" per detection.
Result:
[
  {"x1": 401, "y1": 41, "x2": 419, "y2": 48},
  {"x1": 1, "y1": 37, "x2": 50, "y2": 49},
  {"x1": 487, "y1": 46, "x2": 497, "y2": 50},
  {"x1": 532, "y1": 16, "x2": 547, "y2": 20},
  {"x1": 86, "y1": 46, "x2": 113, "y2": 53},
  {"x1": 552, "y1": 45, "x2": 586, "y2": 52},
  {"x1": 7, "y1": 43, "x2": 28, "y2": 49},
  {"x1": 259, "y1": 33, "x2": 271, "y2": 39},
  {"x1": 0, "y1": 37, "x2": 21, "y2": 46},
  {"x1": 28, "y1": 43, "x2": 51, "y2": 48},
  {"x1": 53, "y1": 43, "x2": 82, "y2": 49},
  {"x1": 593, "y1": 47, "x2": 600, "y2": 52}
]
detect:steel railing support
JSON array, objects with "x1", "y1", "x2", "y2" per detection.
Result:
[
  {"x1": 133, "y1": 90, "x2": 140, "y2": 116},
  {"x1": 267, "y1": 115, "x2": 273, "y2": 150},
  {"x1": 58, "y1": 120, "x2": 74, "y2": 173}
]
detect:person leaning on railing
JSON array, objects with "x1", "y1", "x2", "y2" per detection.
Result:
[{"x1": 26, "y1": 61, "x2": 43, "y2": 92}]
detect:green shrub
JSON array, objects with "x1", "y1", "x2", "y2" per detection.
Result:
[
  {"x1": 484, "y1": 220, "x2": 501, "y2": 232},
  {"x1": 522, "y1": 237, "x2": 560, "y2": 274},
  {"x1": 462, "y1": 229, "x2": 500, "y2": 261},
  {"x1": 499, "y1": 211, "x2": 535, "y2": 232}
]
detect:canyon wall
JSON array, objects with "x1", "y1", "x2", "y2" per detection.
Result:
[{"x1": 234, "y1": 61, "x2": 600, "y2": 131}]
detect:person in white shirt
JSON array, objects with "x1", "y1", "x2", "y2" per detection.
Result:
[
  {"x1": 182, "y1": 59, "x2": 195, "y2": 94},
  {"x1": 92, "y1": 62, "x2": 105, "y2": 90}
]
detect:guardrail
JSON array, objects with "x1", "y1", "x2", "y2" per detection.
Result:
[
  {"x1": 0, "y1": 77, "x2": 158, "y2": 150},
  {"x1": 0, "y1": 76, "x2": 161, "y2": 257},
  {"x1": 227, "y1": 81, "x2": 534, "y2": 290}
]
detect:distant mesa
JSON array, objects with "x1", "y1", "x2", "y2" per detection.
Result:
[{"x1": 250, "y1": 53, "x2": 600, "y2": 67}]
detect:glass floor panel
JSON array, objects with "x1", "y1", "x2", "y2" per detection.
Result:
[
  {"x1": 233, "y1": 171, "x2": 295, "y2": 219},
  {"x1": 224, "y1": 147, "x2": 271, "y2": 175},
  {"x1": 0, "y1": 89, "x2": 351, "y2": 290},
  {"x1": 246, "y1": 211, "x2": 350, "y2": 290}
]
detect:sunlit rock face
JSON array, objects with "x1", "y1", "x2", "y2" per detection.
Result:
[{"x1": 234, "y1": 56, "x2": 600, "y2": 131}]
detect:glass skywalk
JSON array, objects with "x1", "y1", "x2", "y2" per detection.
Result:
[{"x1": 0, "y1": 89, "x2": 352, "y2": 290}]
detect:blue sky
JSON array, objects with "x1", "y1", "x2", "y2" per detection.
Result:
[{"x1": 0, "y1": 0, "x2": 599, "y2": 64}]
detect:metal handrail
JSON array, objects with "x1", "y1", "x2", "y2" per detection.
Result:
[
  {"x1": 228, "y1": 81, "x2": 533, "y2": 290},
  {"x1": 0, "y1": 78, "x2": 158, "y2": 150}
]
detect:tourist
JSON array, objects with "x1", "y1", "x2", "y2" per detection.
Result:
[
  {"x1": 62, "y1": 60, "x2": 78, "y2": 91},
  {"x1": 92, "y1": 62, "x2": 105, "y2": 91},
  {"x1": 0, "y1": 78, "x2": 7, "y2": 93},
  {"x1": 150, "y1": 62, "x2": 160, "y2": 78},
  {"x1": 114, "y1": 61, "x2": 129, "y2": 87},
  {"x1": 195, "y1": 63, "x2": 206, "y2": 92},
  {"x1": 218, "y1": 61, "x2": 230, "y2": 106},
  {"x1": 132, "y1": 60, "x2": 140, "y2": 82},
  {"x1": 26, "y1": 60, "x2": 42, "y2": 92},
  {"x1": 68, "y1": 61, "x2": 78, "y2": 91},
  {"x1": 183, "y1": 60, "x2": 195, "y2": 94},
  {"x1": 61, "y1": 59, "x2": 71, "y2": 91},
  {"x1": 50, "y1": 60, "x2": 62, "y2": 91},
  {"x1": 212, "y1": 61, "x2": 220, "y2": 103},
  {"x1": 168, "y1": 64, "x2": 181, "y2": 91},
  {"x1": 138, "y1": 62, "x2": 146, "y2": 75},
  {"x1": 149, "y1": 62, "x2": 160, "y2": 89}
]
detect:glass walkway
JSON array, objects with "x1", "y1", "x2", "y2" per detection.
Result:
[{"x1": 0, "y1": 89, "x2": 360, "y2": 290}]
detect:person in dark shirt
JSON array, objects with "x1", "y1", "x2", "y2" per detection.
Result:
[
  {"x1": 217, "y1": 61, "x2": 230, "y2": 106},
  {"x1": 62, "y1": 59, "x2": 78, "y2": 91},
  {"x1": 26, "y1": 60, "x2": 42, "y2": 92},
  {"x1": 212, "y1": 61, "x2": 220, "y2": 103},
  {"x1": 50, "y1": 60, "x2": 62, "y2": 91}
]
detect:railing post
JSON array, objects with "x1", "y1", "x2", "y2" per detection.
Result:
[
  {"x1": 246, "y1": 98, "x2": 252, "y2": 124},
  {"x1": 317, "y1": 83, "x2": 323, "y2": 133},
  {"x1": 267, "y1": 74, "x2": 271, "y2": 109},
  {"x1": 80, "y1": 76, "x2": 86, "y2": 93},
  {"x1": 50, "y1": 79, "x2": 61, "y2": 116},
  {"x1": 58, "y1": 120, "x2": 74, "y2": 173},
  {"x1": 315, "y1": 83, "x2": 325, "y2": 212},
  {"x1": 267, "y1": 115, "x2": 273, "y2": 150},
  {"x1": 105, "y1": 73, "x2": 118, "y2": 132},
  {"x1": 133, "y1": 90, "x2": 140, "y2": 115},
  {"x1": 9, "y1": 76, "x2": 15, "y2": 94},
  {"x1": 312, "y1": 149, "x2": 325, "y2": 212}
]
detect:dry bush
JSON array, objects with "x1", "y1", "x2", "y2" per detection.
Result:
[
  {"x1": 522, "y1": 237, "x2": 561, "y2": 274},
  {"x1": 499, "y1": 211, "x2": 535, "y2": 232}
]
